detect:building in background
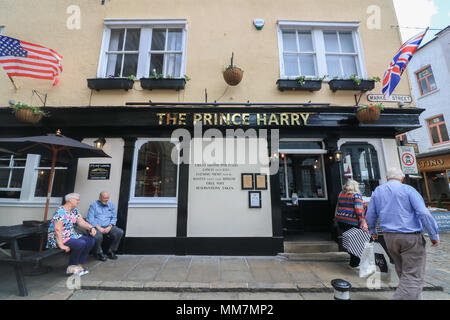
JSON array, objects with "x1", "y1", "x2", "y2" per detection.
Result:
[
  {"x1": 403, "y1": 26, "x2": 450, "y2": 209},
  {"x1": 0, "y1": 0, "x2": 421, "y2": 254}
]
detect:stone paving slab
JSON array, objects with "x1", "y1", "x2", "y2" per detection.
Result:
[{"x1": 1, "y1": 232, "x2": 449, "y2": 299}]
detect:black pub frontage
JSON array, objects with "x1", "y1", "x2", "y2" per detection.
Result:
[{"x1": 0, "y1": 103, "x2": 423, "y2": 255}]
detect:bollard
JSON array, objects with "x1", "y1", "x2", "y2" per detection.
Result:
[{"x1": 331, "y1": 279, "x2": 352, "y2": 300}]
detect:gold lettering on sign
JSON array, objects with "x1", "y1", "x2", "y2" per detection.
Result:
[
  {"x1": 257, "y1": 113, "x2": 267, "y2": 125},
  {"x1": 220, "y1": 113, "x2": 230, "y2": 125},
  {"x1": 268, "y1": 113, "x2": 279, "y2": 126},
  {"x1": 242, "y1": 113, "x2": 250, "y2": 125},
  {"x1": 300, "y1": 113, "x2": 310, "y2": 124},
  {"x1": 157, "y1": 113, "x2": 165, "y2": 125},
  {"x1": 203, "y1": 113, "x2": 213, "y2": 125},
  {"x1": 232, "y1": 114, "x2": 241, "y2": 125},
  {"x1": 193, "y1": 113, "x2": 202, "y2": 125},
  {"x1": 280, "y1": 113, "x2": 290, "y2": 126},
  {"x1": 179, "y1": 113, "x2": 187, "y2": 125},
  {"x1": 291, "y1": 113, "x2": 301, "y2": 126}
]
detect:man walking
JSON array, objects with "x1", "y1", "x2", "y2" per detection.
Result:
[
  {"x1": 87, "y1": 191, "x2": 124, "y2": 261},
  {"x1": 366, "y1": 167, "x2": 440, "y2": 300}
]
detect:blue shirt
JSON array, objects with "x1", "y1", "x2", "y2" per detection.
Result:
[
  {"x1": 366, "y1": 180, "x2": 439, "y2": 241},
  {"x1": 86, "y1": 200, "x2": 117, "y2": 228}
]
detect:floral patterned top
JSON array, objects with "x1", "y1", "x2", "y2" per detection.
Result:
[{"x1": 47, "y1": 206, "x2": 82, "y2": 248}]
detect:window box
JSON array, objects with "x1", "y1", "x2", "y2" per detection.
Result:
[
  {"x1": 276, "y1": 79, "x2": 322, "y2": 92},
  {"x1": 140, "y1": 78, "x2": 186, "y2": 91},
  {"x1": 87, "y1": 78, "x2": 134, "y2": 91},
  {"x1": 328, "y1": 79, "x2": 375, "y2": 92}
]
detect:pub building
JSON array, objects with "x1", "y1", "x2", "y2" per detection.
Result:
[{"x1": 0, "y1": 0, "x2": 422, "y2": 255}]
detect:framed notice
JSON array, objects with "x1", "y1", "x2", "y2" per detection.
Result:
[
  {"x1": 88, "y1": 163, "x2": 111, "y2": 180},
  {"x1": 255, "y1": 173, "x2": 267, "y2": 190},
  {"x1": 241, "y1": 173, "x2": 254, "y2": 190},
  {"x1": 249, "y1": 191, "x2": 261, "y2": 208}
]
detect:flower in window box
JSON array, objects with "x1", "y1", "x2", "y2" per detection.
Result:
[{"x1": 356, "y1": 103, "x2": 384, "y2": 124}]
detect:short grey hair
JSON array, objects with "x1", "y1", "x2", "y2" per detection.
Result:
[
  {"x1": 342, "y1": 179, "x2": 361, "y2": 194},
  {"x1": 99, "y1": 191, "x2": 109, "y2": 198},
  {"x1": 65, "y1": 193, "x2": 80, "y2": 202},
  {"x1": 387, "y1": 167, "x2": 405, "y2": 180}
]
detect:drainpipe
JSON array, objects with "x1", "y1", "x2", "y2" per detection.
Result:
[{"x1": 381, "y1": 139, "x2": 390, "y2": 183}]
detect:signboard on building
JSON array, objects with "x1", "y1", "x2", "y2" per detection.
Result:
[
  {"x1": 367, "y1": 94, "x2": 412, "y2": 103},
  {"x1": 398, "y1": 146, "x2": 418, "y2": 175},
  {"x1": 430, "y1": 212, "x2": 450, "y2": 231},
  {"x1": 88, "y1": 163, "x2": 111, "y2": 180}
]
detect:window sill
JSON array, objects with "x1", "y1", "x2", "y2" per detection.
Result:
[
  {"x1": 128, "y1": 198, "x2": 178, "y2": 208},
  {"x1": 0, "y1": 199, "x2": 62, "y2": 207},
  {"x1": 417, "y1": 88, "x2": 439, "y2": 100}
]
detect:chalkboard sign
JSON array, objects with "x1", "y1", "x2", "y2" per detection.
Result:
[
  {"x1": 431, "y1": 212, "x2": 450, "y2": 231},
  {"x1": 88, "y1": 163, "x2": 111, "y2": 180}
]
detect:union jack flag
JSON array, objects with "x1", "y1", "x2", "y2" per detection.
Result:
[
  {"x1": 382, "y1": 28, "x2": 428, "y2": 99},
  {"x1": 0, "y1": 35, "x2": 62, "y2": 86}
]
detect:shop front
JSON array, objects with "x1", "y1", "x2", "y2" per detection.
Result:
[
  {"x1": 0, "y1": 104, "x2": 423, "y2": 255},
  {"x1": 416, "y1": 150, "x2": 450, "y2": 210}
]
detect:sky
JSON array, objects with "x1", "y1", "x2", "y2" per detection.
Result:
[{"x1": 393, "y1": 0, "x2": 450, "y2": 45}]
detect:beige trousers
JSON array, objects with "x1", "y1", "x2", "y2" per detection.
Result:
[{"x1": 383, "y1": 232, "x2": 427, "y2": 300}]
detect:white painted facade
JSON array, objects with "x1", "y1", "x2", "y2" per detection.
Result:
[{"x1": 406, "y1": 27, "x2": 450, "y2": 154}]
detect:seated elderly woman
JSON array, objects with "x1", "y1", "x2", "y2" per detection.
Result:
[{"x1": 47, "y1": 193, "x2": 96, "y2": 276}]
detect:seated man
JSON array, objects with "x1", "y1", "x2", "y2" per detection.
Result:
[{"x1": 87, "y1": 191, "x2": 124, "y2": 261}]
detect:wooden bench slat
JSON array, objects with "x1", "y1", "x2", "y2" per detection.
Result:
[{"x1": 21, "y1": 248, "x2": 65, "y2": 263}]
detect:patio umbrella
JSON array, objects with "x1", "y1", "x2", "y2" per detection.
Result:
[{"x1": 0, "y1": 130, "x2": 111, "y2": 222}]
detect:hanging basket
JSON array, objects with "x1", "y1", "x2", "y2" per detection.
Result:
[
  {"x1": 14, "y1": 108, "x2": 43, "y2": 124},
  {"x1": 223, "y1": 67, "x2": 243, "y2": 86},
  {"x1": 356, "y1": 108, "x2": 381, "y2": 124}
]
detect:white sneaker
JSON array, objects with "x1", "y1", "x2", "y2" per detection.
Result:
[{"x1": 66, "y1": 265, "x2": 78, "y2": 275}]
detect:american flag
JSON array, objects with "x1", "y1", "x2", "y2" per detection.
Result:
[
  {"x1": 0, "y1": 35, "x2": 62, "y2": 86},
  {"x1": 382, "y1": 28, "x2": 428, "y2": 99}
]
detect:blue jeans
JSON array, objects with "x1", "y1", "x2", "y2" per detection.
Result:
[{"x1": 65, "y1": 235, "x2": 95, "y2": 266}]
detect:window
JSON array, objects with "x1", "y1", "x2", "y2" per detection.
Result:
[
  {"x1": 34, "y1": 158, "x2": 68, "y2": 198},
  {"x1": 279, "y1": 155, "x2": 326, "y2": 199},
  {"x1": 278, "y1": 22, "x2": 365, "y2": 79},
  {"x1": 0, "y1": 155, "x2": 26, "y2": 199},
  {"x1": 130, "y1": 139, "x2": 179, "y2": 206},
  {"x1": 340, "y1": 143, "x2": 381, "y2": 197},
  {"x1": 427, "y1": 115, "x2": 449, "y2": 145},
  {"x1": 324, "y1": 31, "x2": 358, "y2": 78},
  {"x1": 416, "y1": 66, "x2": 437, "y2": 95},
  {"x1": 281, "y1": 30, "x2": 316, "y2": 77},
  {"x1": 98, "y1": 20, "x2": 187, "y2": 79},
  {"x1": 106, "y1": 28, "x2": 141, "y2": 77},
  {"x1": 0, "y1": 153, "x2": 68, "y2": 202}
]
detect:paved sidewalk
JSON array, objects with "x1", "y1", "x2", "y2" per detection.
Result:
[{"x1": 1, "y1": 233, "x2": 449, "y2": 300}]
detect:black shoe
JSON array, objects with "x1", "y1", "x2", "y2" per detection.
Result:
[
  {"x1": 96, "y1": 253, "x2": 108, "y2": 261},
  {"x1": 107, "y1": 251, "x2": 118, "y2": 260}
]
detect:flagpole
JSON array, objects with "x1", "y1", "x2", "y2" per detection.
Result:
[{"x1": 8, "y1": 76, "x2": 18, "y2": 90}]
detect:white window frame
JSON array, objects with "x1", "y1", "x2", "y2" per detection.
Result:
[
  {"x1": 278, "y1": 139, "x2": 328, "y2": 201},
  {"x1": 97, "y1": 19, "x2": 188, "y2": 79},
  {"x1": 0, "y1": 154, "x2": 65, "y2": 207},
  {"x1": 277, "y1": 21, "x2": 367, "y2": 80},
  {"x1": 129, "y1": 138, "x2": 180, "y2": 208}
]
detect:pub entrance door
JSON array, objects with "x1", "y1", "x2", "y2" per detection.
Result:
[{"x1": 279, "y1": 154, "x2": 329, "y2": 238}]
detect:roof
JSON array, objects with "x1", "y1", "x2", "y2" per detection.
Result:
[{"x1": 417, "y1": 25, "x2": 450, "y2": 52}]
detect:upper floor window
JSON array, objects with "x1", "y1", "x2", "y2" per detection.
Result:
[
  {"x1": 98, "y1": 20, "x2": 187, "y2": 79},
  {"x1": 427, "y1": 115, "x2": 449, "y2": 146},
  {"x1": 416, "y1": 66, "x2": 437, "y2": 96},
  {"x1": 278, "y1": 21, "x2": 365, "y2": 79}
]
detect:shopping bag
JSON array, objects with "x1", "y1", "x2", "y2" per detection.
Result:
[
  {"x1": 342, "y1": 227, "x2": 371, "y2": 258},
  {"x1": 359, "y1": 240, "x2": 376, "y2": 278},
  {"x1": 373, "y1": 241, "x2": 394, "y2": 282}
]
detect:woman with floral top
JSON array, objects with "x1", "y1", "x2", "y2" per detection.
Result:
[{"x1": 47, "y1": 193, "x2": 96, "y2": 276}]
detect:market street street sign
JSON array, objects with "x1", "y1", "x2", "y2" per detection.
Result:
[
  {"x1": 398, "y1": 146, "x2": 418, "y2": 175},
  {"x1": 367, "y1": 94, "x2": 412, "y2": 103}
]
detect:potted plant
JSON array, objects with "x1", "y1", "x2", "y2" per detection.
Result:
[
  {"x1": 140, "y1": 70, "x2": 187, "y2": 90},
  {"x1": 222, "y1": 53, "x2": 243, "y2": 86},
  {"x1": 10, "y1": 101, "x2": 49, "y2": 124},
  {"x1": 356, "y1": 103, "x2": 384, "y2": 124},
  {"x1": 87, "y1": 75, "x2": 135, "y2": 91},
  {"x1": 329, "y1": 75, "x2": 380, "y2": 92},
  {"x1": 276, "y1": 75, "x2": 326, "y2": 92}
]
